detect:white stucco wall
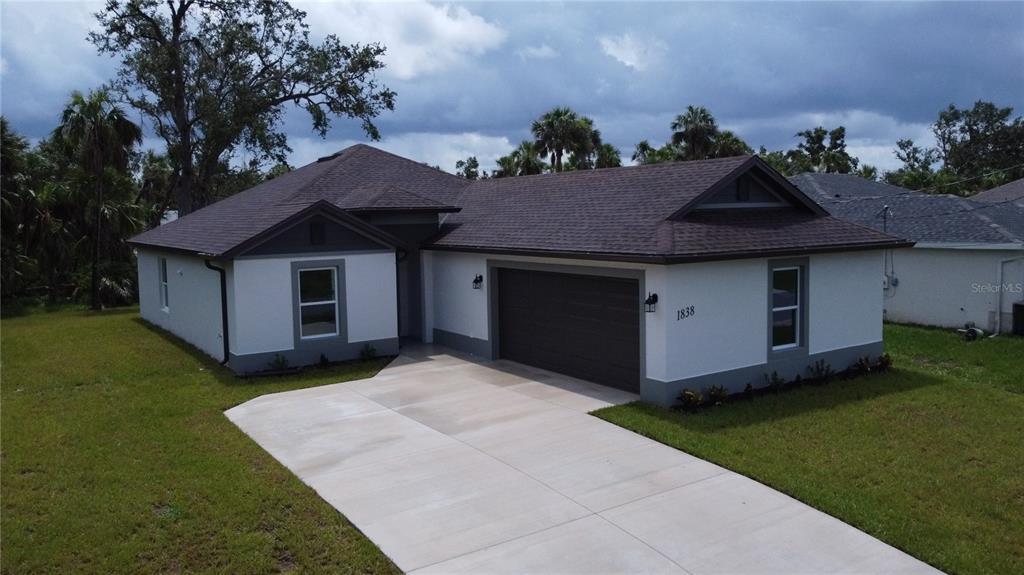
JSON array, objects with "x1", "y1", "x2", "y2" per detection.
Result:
[
  {"x1": 230, "y1": 251, "x2": 398, "y2": 355},
  {"x1": 425, "y1": 249, "x2": 888, "y2": 384},
  {"x1": 659, "y1": 258, "x2": 769, "y2": 381},
  {"x1": 809, "y1": 250, "x2": 884, "y2": 354},
  {"x1": 883, "y1": 247, "x2": 1024, "y2": 332},
  {"x1": 430, "y1": 251, "x2": 491, "y2": 341},
  {"x1": 137, "y1": 248, "x2": 225, "y2": 361}
]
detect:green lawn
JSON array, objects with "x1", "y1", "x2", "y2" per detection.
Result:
[
  {"x1": 595, "y1": 324, "x2": 1024, "y2": 575},
  {"x1": 1, "y1": 307, "x2": 399, "y2": 574}
]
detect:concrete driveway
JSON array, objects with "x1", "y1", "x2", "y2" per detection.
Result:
[{"x1": 226, "y1": 345, "x2": 939, "y2": 574}]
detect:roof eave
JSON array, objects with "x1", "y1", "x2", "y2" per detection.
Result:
[{"x1": 424, "y1": 239, "x2": 915, "y2": 265}]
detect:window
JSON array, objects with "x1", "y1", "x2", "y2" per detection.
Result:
[
  {"x1": 771, "y1": 267, "x2": 800, "y2": 349},
  {"x1": 159, "y1": 257, "x2": 170, "y2": 311},
  {"x1": 298, "y1": 268, "x2": 338, "y2": 338}
]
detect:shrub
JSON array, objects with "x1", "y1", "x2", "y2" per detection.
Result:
[
  {"x1": 319, "y1": 353, "x2": 330, "y2": 368},
  {"x1": 852, "y1": 356, "x2": 873, "y2": 375},
  {"x1": 676, "y1": 388, "x2": 704, "y2": 410},
  {"x1": 267, "y1": 353, "x2": 289, "y2": 371},
  {"x1": 807, "y1": 359, "x2": 835, "y2": 382},
  {"x1": 706, "y1": 384, "x2": 729, "y2": 405},
  {"x1": 876, "y1": 353, "x2": 894, "y2": 372},
  {"x1": 767, "y1": 371, "x2": 787, "y2": 391},
  {"x1": 360, "y1": 343, "x2": 377, "y2": 361}
]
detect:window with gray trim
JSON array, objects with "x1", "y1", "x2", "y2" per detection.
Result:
[
  {"x1": 298, "y1": 268, "x2": 338, "y2": 338},
  {"x1": 159, "y1": 257, "x2": 170, "y2": 311},
  {"x1": 771, "y1": 267, "x2": 801, "y2": 349}
]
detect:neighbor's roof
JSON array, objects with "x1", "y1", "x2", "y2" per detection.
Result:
[
  {"x1": 131, "y1": 145, "x2": 909, "y2": 261},
  {"x1": 129, "y1": 145, "x2": 467, "y2": 255},
  {"x1": 789, "y1": 173, "x2": 1024, "y2": 246},
  {"x1": 971, "y1": 178, "x2": 1024, "y2": 207}
]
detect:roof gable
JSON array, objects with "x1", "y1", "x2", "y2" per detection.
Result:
[
  {"x1": 224, "y1": 200, "x2": 407, "y2": 258},
  {"x1": 670, "y1": 157, "x2": 826, "y2": 220}
]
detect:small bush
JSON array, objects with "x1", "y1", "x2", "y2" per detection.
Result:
[
  {"x1": 319, "y1": 353, "x2": 330, "y2": 368},
  {"x1": 876, "y1": 353, "x2": 894, "y2": 372},
  {"x1": 360, "y1": 343, "x2": 377, "y2": 361},
  {"x1": 852, "y1": 356, "x2": 873, "y2": 375},
  {"x1": 267, "y1": 353, "x2": 289, "y2": 371},
  {"x1": 676, "y1": 388, "x2": 704, "y2": 410},
  {"x1": 807, "y1": 359, "x2": 835, "y2": 382},
  {"x1": 767, "y1": 371, "x2": 787, "y2": 391},
  {"x1": 706, "y1": 384, "x2": 729, "y2": 405}
]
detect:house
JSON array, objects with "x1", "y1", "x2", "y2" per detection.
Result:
[
  {"x1": 790, "y1": 173, "x2": 1024, "y2": 334},
  {"x1": 130, "y1": 145, "x2": 909, "y2": 405}
]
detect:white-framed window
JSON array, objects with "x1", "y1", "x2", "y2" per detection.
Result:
[
  {"x1": 159, "y1": 257, "x2": 170, "y2": 311},
  {"x1": 771, "y1": 267, "x2": 800, "y2": 350},
  {"x1": 298, "y1": 267, "x2": 339, "y2": 339}
]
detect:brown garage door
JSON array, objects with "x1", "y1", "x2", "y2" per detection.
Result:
[{"x1": 497, "y1": 268, "x2": 640, "y2": 393}]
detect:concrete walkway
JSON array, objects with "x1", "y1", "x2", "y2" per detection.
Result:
[{"x1": 226, "y1": 345, "x2": 940, "y2": 574}]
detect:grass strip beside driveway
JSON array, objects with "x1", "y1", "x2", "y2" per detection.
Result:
[
  {"x1": 595, "y1": 324, "x2": 1024, "y2": 575},
  {"x1": 1, "y1": 307, "x2": 400, "y2": 574}
]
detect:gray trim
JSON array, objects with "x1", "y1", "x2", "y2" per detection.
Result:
[
  {"x1": 641, "y1": 341, "x2": 884, "y2": 406},
  {"x1": 291, "y1": 259, "x2": 348, "y2": 351},
  {"x1": 432, "y1": 328, "x2": 492, "y2": 358},
  {"x1": 767, "y1": 257, "x2": 810, "y2": 360},
  {"x1": 235, "y1": 248, "x2": 392, "y2": 261},
  {"x1": 485, "y1": 259, "x2": 647, "y2": 384},
  {"x1": 227, "y1": 337, "x2": 400, "y2": 374}
]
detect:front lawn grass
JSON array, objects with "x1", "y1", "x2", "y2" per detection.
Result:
[
  {"x1": 595, "y1": 324, "x2": 1024, "y2": 575},
  {"x1": 1, "y1": 307, "x2": 400, "y2": 574}
]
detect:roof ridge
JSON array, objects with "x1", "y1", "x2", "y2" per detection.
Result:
[
  {"x1": 470, "y1": 154, "x2": 753, "y2": 186},
  {"x1": 347, "y1": 143, "x2": 469, "y2": 184}
]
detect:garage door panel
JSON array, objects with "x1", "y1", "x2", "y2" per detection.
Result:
[{"x1": 497, "y1": 268, "x2": 640, "y2": 393}]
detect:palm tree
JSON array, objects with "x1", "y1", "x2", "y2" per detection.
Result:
[
  {"x1": 512, "y1": 141, "x2": 546, "y2": 175},
  {"x1": 713, "y1": 130, "x2": 753, "y2": 157},
  {"x1": 671, "y1": 106, "x2": 719, "y2": 161},
  {"x1": 531, "y1": 107, "x2": 585, "y2": 172},
  {"x1": 594, "y1": 144, "x2": 622, "y2": 168},
  {"x1": 54, "y1": 89, "x2": 142, "y2": 309}
]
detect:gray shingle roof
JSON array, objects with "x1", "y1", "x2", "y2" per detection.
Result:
[
  {"x1": 130, "y1": 145, "x2": 908, "y2": 260},
  {"x1": 130, "y1": 144, "x2": 466, "y2": 255},
  {"x1": 971, "y1": 178, "x2": 1024, "y2": 206},
  {"x1": 432, "y1": 157, "x2": 902, "y2": 261},
  {"x1": 789, "y1": 173, "x2": 1024, "y2": 246}
]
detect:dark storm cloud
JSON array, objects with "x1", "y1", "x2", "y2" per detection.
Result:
[{"x1": 3, "y1": 1, "x2": 1022, "y2": 171}]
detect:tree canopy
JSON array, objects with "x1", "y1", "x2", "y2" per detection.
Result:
[
  {"x1": 91, "y1": 0, "x2": 396, "y2": 215},
  {"x1": 885, "y1": 101, "x2": 1024, "y2": 194}
]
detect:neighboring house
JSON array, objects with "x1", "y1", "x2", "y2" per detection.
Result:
[
  {"x1": 790, "y1": 173, "x2": 1024, "y2": 334},
  {"x1": 130, "y1": 145, "x2": 908, "y2": 405},
  {"x1": 971, "y1": 177, "x2": 1024, "y2": 207}
]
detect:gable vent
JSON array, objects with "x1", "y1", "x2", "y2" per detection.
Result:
[{"x1": 310, "y1": 221, "x2": 325, "y2": 245}]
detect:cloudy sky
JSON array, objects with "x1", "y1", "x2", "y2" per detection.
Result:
[{"x1": 1, "y1": 1, "x2": 1022, "y2": 173}]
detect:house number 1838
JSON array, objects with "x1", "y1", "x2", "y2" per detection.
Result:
[{"x1": 677, "y1": 306, "x2": 695, "y2": 320}]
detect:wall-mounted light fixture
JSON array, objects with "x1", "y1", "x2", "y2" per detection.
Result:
[
  {"x1": 644, "y1": 292, "x2": 658, "y2": 313},
  {"x1": 472, "y1": 274, "x2": 484, "y2": 290}
]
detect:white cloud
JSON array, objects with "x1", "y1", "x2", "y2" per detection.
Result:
[
  {"x1": 517, "y1": 44, "x2": 558, "y2": 60},
  {"x1": 598, "y1": 33, "x2": 666, "y2": 71},
  {"x1": 289, "y1": 132, "x2": 514, "y2": 174},
  {"x1": 299, "y1": 1, "x2": 506, "y2": 80}
]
